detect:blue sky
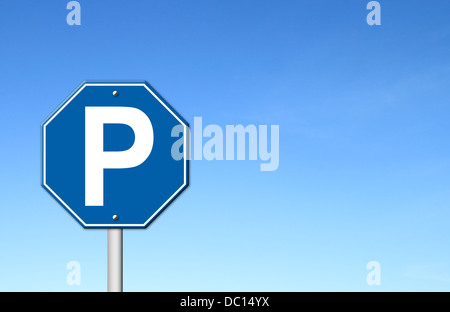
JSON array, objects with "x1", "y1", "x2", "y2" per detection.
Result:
[{"x1": 1, "y1": 0, "x2": 450, "y2": 291}]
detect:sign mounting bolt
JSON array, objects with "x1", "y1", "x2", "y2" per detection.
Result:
[
  {"x1": 113, "y1": 91, "x2": 119, "y2": 97},
  {"x1": 112, "y1": 215, "x2": 119, "y2": 221}
]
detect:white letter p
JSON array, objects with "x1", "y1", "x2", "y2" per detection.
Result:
[{"x1": 85, "y1": 107, "x2": 154, "y2": 206}]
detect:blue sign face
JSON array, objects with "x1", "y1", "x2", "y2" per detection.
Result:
[{"x1": 42, "y1": 81, "x2": 189, "y2": 228}]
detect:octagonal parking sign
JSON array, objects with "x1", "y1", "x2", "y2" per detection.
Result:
[{"x1": 42, "y1": 81, "x2": 189, "y2": 228}]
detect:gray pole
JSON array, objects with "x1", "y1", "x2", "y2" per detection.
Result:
[{"x1": 108, "y1": 229, "x2": 123, "y2": 292}]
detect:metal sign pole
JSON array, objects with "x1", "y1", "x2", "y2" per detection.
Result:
[{"x1": 108, "y1": 229, "x2": 123, "y2": 292}]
